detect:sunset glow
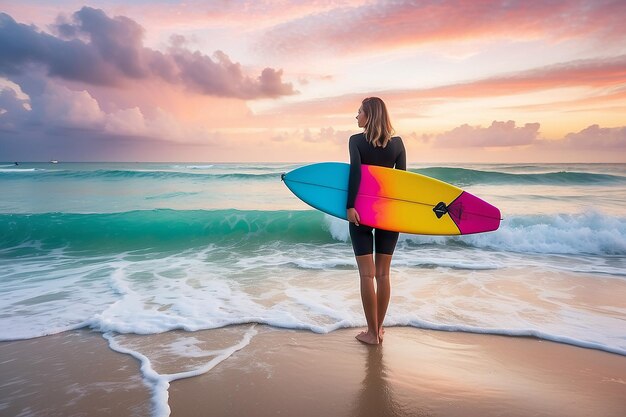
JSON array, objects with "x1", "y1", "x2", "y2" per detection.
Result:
[{"x1": 1, "y1": 0, "x2": 625, "y2": 162}]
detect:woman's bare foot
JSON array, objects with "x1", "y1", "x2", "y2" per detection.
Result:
[
  {"x1": 378, "y1": 326, "x2": 385, "y2": 342},
  {"x1": 356, "y1": 330, "x2": 379, "y2": 345}
]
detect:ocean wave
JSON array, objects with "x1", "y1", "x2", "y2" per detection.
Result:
[
  {"x1": 2, "y1": 165, "x2": 624, "y2": 186},
  {"x1": 0, "y1": 168, "x2": 280, "y2": 181},
  {"x1": 144, "y1": 191, "x2": 200, "y2": 200},
  {"x1": 0, "y1": 168, "x2": 42, "y2": 172},
  {"x1": 401, "y1": 212, "x2": 626, "y2": 255},
  {"x1": 170, "y1": 164, "x2": 296, "y2": 171},
  {"x1": 170, "y1": 164, "x2": 214, "y2": 169},
  {"x1": 1, "y1": 209, "x2": 625, "y2": 256},
  {"x1": 413, "y1": 167, "x2": 626, "y2": 186},
  {"x1": 0, "y1": 209, "x2": 335, "y2": 252},
  {"x1": 326, "y1": 211, "x2": 626, "y2": 256}
]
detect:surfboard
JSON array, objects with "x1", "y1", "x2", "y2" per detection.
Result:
[{"x1": 281, "y1": 162, "x2": 501, "y2": 235}]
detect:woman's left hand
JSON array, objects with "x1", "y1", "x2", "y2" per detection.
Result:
[{"x1": 347, "y1": 208, "x2": 360, "y2": 226}]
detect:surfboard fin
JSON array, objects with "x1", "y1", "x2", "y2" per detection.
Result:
[{"x1": 433, "y1": 202, "x2": 448, "y2": 219}]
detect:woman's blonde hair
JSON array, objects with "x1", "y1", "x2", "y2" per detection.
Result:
[{"x1": 361, "y1": 97, "x2": 395, "y2": 148}]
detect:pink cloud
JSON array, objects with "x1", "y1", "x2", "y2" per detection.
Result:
[
  {"x1": 402, "y1": 122, "x2": 626, "y2": 162},
  {"x1": 176, "y1": 1, "x2": 368, "y2": 30},
  {"x1": 296, "y1": 126, "x2": 353, "y2": 145},
  {"x1": 170, "y1": 48, "x2": 294, "y2": 98},
  {"x1": 432, "y1": 120, "x2": 541, "y2": 148},
  {"x1": 260, "y1": 0, "x2": 626, "y2": 56},
  {"x1": 561, "y1": 124, "x2": 626, "y2": 150}
]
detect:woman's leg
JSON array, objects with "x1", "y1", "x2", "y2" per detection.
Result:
[
  {"x1": 355, "y1": 254, "x2": 379, "y2": 345},
  {"x1": 373, "y1": 229, "x2": 398, "y2": 342},
  {"x1": 374, "y1": 253, "x2": 393, "y2": 341}
]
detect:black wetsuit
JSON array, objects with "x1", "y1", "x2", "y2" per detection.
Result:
[{"x1": 347, "y1": 133, "x2": 406, "y2": 256}]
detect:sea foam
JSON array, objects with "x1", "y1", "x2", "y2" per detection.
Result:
[
  {"x1": 103, "y1": 326, "x2": 257, "y2": 417},
  {"x1": 325, "y1": 211, "x2": 626, "y2": 255}
]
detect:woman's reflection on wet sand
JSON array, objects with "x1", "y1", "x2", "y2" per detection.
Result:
[{"x1": 351, "y1": 345, "x2": 407, "y2": 417}]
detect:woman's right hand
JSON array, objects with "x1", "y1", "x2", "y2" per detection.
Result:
[{"x1": 347, "y1": 208, "x2": 360, "y2": 226}]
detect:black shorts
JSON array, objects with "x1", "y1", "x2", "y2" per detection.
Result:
[{"x1": 349, "y1": 223, "x2": 399, "y2": 256}]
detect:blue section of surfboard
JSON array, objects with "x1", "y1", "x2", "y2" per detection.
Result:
[{"x1": 282, "y1": 162, "x2": 349, "y2": 220}]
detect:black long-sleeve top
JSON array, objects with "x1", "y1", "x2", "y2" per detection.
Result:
[{"x1": 347, "y1": 133, "x2": 406, "y2": 209}]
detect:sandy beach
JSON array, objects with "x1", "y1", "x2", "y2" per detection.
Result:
[{"x1": 1, "y1": 326, "x2": 625, "y2": 417}]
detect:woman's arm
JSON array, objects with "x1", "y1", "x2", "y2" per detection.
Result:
[
  {"x1": 347, "y1": 135, "x2": 362, "y2": 225},
  {"x1": 347, "y1": 135, "x2": 361, "y2": 209},
  {"x1": 395, "y1": 138, "x2": 406, "y2": 171}
]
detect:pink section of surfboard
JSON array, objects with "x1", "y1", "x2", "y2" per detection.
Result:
[
  {"x1": 447, "y1": 191, "x2": 501, "y2": 234},
  {"x1": 354, "y1": 166, "x2": 383, "y2": 226}
]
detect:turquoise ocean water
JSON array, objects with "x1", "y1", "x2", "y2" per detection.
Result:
[{"x1": 1, "y1": 162, "x2": 625, "y2": 413}]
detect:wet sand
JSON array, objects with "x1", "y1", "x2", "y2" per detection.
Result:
[
  {"x1": 1, "y1": 326, "x2": 625, "y2": 417},
  {"x1": 0, "y1": 330, "x2": 151, "y2": 416}
]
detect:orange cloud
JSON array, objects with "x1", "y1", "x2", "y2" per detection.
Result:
[
  {"x1": 418, "y1": 56, "x2": 626, "y2": 98},
  {"x1": 255, "y1": 54, "x2": 626, "y2": 130}
]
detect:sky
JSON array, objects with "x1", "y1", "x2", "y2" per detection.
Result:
[{"x1": 0, "y1": 0, "x2": 625, "y2": 163}]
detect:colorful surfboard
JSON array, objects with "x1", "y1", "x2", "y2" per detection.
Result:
[{"x1": 282, "y1": 162, "x2": 501, "y2": 235}]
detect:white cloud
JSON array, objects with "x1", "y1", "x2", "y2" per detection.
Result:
[
  {"x1": 8, "y1": 80, "x2": 216, "y2": 143},
  {"x1": 0, "y1": 84, "x2": 30, "y2": 130},
  {"x1": 39, "y1": 83, "x2": 105, "y2": 128},
  {"x1": 0, "y1": 77, "x2": 29, "y2": 103},
  {"x1": 105, "y1": 107, "x2": 146, "y2": 136}
]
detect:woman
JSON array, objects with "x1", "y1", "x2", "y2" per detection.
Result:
[{"x1": 347, "y1": 97, "x2": 406, "y2": 345}]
